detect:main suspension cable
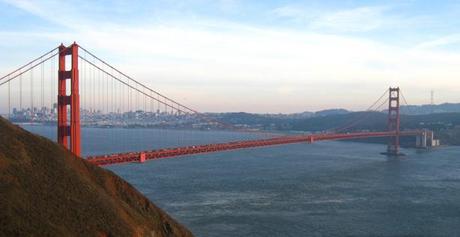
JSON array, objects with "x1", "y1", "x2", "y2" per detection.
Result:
[
  {"x1": 0, "y1": 47, "x2": 58, "y2": 82},
  {"x1": 0, "y1": 51, "x2": 59, "y2": 87},
  {"x1": 329, "y1": 88, "x2": 390, "y2": 133}
]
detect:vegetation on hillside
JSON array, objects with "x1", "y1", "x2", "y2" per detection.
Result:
[
  {"x1": 0, "y1": 116, "x2": 193, "y2": 237},
  {"x1": 217, "y1": 111, "x2": 460, "y2": 145}
]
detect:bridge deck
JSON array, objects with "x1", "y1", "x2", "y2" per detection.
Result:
[{"x1": 86, "y1": 130, "x2": 422, "y2": 166}]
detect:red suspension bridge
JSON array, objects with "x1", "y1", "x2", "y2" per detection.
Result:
[{"x1": 0, "y1": 42, "x2": 431, "y2": 166}]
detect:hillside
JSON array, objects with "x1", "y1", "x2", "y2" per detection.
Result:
[
  {"x1": 0, "y1": 116, "x2": 193, "y2": 237},
  {"x1": 401, "y1": 103, "x2": 460, "y2": 115},
  {"x1": 290, "y1": 111, "x2": 460, "y2": 145},
  {"x1": 210, "y1": 111, "x2": 460, "y2": 145},
  {"x1": 290, "y1": 111, "x2": 387, "y2": 132}
]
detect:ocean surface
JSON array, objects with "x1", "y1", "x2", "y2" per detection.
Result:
[{"x1": 22, "y1": 125, "x2": 460, "y2": 237}]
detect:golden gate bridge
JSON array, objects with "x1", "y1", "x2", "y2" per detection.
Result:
[{"x1": 0, "y1": 42, "x2": 431, "y2": 166}]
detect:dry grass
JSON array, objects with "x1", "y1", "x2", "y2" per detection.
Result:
[{"x1": 0, "y1": 117, "x2": 194, "y2": 237}]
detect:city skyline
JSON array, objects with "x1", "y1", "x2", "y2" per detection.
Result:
[{"x1": 1, "y1": 0, "x2": 460, "y2": 113}]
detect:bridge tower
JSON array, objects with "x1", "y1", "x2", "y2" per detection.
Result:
[
  {"x1": 387, "y1": 87, "x2": 401, "y2": 155},
  {"x1": 57, "y1": 43, "x2": 81, "y2": 156}
]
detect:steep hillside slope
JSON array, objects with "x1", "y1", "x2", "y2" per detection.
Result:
[{"x1": 0, "y1": 117, "x2": 193, "y2": 237}]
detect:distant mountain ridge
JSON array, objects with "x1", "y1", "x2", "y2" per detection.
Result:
[
  {"x1": 400, "y1": 103, "x2": 460, "y2": 115},
  {"x1": 314, "y1": 109, "x2": 350, "y2": 117},
  {"x1": 206, "y1": 107, "x2": 460, "y2": 145},
  {"x1": 208, "y1": 103, "x2": 460, "y2": 121},
  {"x1": 209, "y1": 108, "x2": 350, "y2": 120}
]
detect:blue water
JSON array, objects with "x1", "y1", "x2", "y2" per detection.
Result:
[
  {"x1": 21, "y1": 124, "x2": 262, "y2": 156},
  {"x1": 21, "y1": 125, "x2": 460, "y2": 236}
]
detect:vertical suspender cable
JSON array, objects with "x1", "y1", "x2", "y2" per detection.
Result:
[
  {"x1": 40, "y1": 61, "x2": 44, "y2": 110},
  {"x1": 92, "y1": 58, "x2": 96, "y2": 113},
  {"x1": 106, "y1": 70, "x2": 108, "y2": 114},
  {"x1": 51, "y1": 55, "x2": 55, "y2": 116},
  {"x1": 150, "y1": 91, "x2": 153, "y2": 116},
  {"x1": 19, "y1": 74, "x2": 22, "y2": 110},
  {"x1": 96, "y1": 63, "x2": 98, "y2": 113},
  {"x1": 30, "y1": 68, "x2": 34, "y2": 114},
  {"x1": 121, "y1": 73, "x2": 124, "y2": 115},
  {"x1": 111, "y1": 69, "x2": 114, "y2": 153},
  {"x1": 82, "y1": 51, "x2": 85, "y2": 113},
  {"x1": 8, "y1": 80, "x2": 10, "y2": 119},
  {"x1": 123, "y1": 78, "x2": 127, "y2": 151},
  {"x1": 100, "y1": 62, "x2": 102, "y2": 114},
  {"x1": 157, "y1": 93, "x2": 160, "y2": 148},
  {"x1": 111, "y1": 68, "x2": 114, "y2": 115}
]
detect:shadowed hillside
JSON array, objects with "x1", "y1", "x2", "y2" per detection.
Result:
[{"x1": 0, "y1": 116, "x2": 193, "y2": 237}]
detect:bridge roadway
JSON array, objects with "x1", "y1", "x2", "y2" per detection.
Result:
[{"x1": 86, "y1": 130, "x2": 422, "y2": 166}]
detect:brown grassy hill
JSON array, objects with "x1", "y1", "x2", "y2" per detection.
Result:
[{"x1": 0, "y1": 116, "x2": 194, "y2": 237}]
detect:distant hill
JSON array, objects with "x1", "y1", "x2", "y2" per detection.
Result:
[
  {"x1": 308, "y1": 103, "x2": 460, "y2": 116},
  {"x1": 314, "y1": 109, "x2": 350, "y2": 117},
  {"x1": 210, "y1": 110, "x2": 460, "y2": 145},
  {"x1": 208, "y1": 109, "x2": 351, "y2": 130},
  {"x1": 401, "y1": 103, "x2": 460, "y2": 115},
  {"x1": 291, "y1": 111, "x2": 387, "y2": 132},
  {"x1": 0, "y1": 116, "x2": 193, "y2": 237},
  {"x1": 292, "y1": 111, "x2": 460, "y2": 145}
]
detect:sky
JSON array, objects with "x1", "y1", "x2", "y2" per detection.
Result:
[{"x1": 1, "y1": 0, "x2": 460, "y2": 113}]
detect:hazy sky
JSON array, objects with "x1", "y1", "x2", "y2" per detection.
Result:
[{"x1": 1, "y1": 0, "x2": 460, "y2": 113}]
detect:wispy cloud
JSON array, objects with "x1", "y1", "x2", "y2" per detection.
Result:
[
  {"x1": 1, "y1": 1, "x2": 460, "y2": 112},
  {"x1": 1, "y1": 0, "x2": 150, "y2": 30},
  {"x1": 310, "y1": 6, "x2": 387, "y2": 32},
  {"x1": 1, "y1": 0, "x2": 82, "y2": 31},
  {"x1": 271, "y1": 5, "x2": 314, "y2": 19},
  {"x1": 270, "y1": 4, "x2": 432, "y2": 33},
  {"x1": 271, "y1": 5, "x2": 389, "y2": 32},
  {"x1": 416, "y1": 34, "x2": 460, "y2": 49}
]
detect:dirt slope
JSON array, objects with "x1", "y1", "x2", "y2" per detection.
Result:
[{"x1": 0, "y1": 117, "x2": 194, "y2": 237}]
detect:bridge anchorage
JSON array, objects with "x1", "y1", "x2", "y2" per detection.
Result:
[
  {"x1": 415, "y1": 130, "x2": 440, "y2": 149},
  {"x1": 0, "y1": 42, "x2": 437, "y2": 165}
]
